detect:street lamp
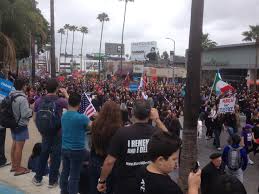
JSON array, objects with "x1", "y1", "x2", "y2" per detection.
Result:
[
  {"x1": 166, "y1": 37, "x2": 176, "y2": 86},
  {"x1": 119, "y1": 0, "x2": 134, "y2": 78}
]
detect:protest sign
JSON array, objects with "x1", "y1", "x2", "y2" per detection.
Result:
[
  {"x1": 129, "y1": 83, "x2": 138, "y2": 92},
  {"x1": 218, "y1": 97, "x2": 236, "y2": 113},
  {"x1": 0, "y1": 78, "x2": 14, "y2": 98}
]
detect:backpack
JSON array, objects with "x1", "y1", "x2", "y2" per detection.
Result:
[
  {"x1": 35, "y1": 97, "x2": 61, "y2": 136},
  {"x1": 227, "y1": 146, "x2": 242, "y2": 171},
  {"x1": 0, "y1": 94, "x2": 24, "y2": 129}
]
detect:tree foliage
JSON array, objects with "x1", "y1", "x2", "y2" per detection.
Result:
[
  {"x1": 161, "y1": 51, "x2": 169, "y2": 60},
  {"x1": 80, "y1": 26, "x2": 88, "y2": 34},
  {"x1": 97, "y1": 13, "x2": 110, "y2": 22},
  {"x1": 0, "y1": 0, "x2": 49, "y2": 66},
  {"x1": 242, "y1": 25, "x2": 259, "y2": 42},
  {"x1": 202, "y1": 33, "x2": 217, "y2": 49},
  {"x1": 58, "y1": 28, "x2": 65, "y2": 35}
]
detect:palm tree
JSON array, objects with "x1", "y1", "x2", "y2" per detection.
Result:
[
  {"x1": 64, "y1": 24, "x2": 71, "y2": 63},
  {"x1": 97, "y1": 12, "x2": 109, "y2": 80},
  {"x1": 242, "y1": 25, "x2": 259, "y2": 90},
  {"x1": 119, "y1": 0, "x2": 134, "y2": 77},
  {"x1": 179, "y1": 0, "x2": 204, "y2": 192},
  {"x1": 58, "y1": 28, "x2": 65, "y2": 69},
  {"x1": 202, "y1": 33, "x2": 217, "y2": 49},
  {"x1": 79, "y1": 26, "x2": 88, "y2": 70},
  {"x1": 69, "y1": 25, "x2": 78, "y2": 62},
  {"x1": 242, "y1": 25, "x2": 259, "y2": 41}
]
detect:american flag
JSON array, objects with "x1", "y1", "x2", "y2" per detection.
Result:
[{"x1": 79, "y1": 93, "x2": 96, "y2": 118}]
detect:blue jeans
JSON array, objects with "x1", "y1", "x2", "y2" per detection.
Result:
[
  {"x1": 213, "y1": 129, "x2": 221, "y2": 148},
  {"x1": 35, "y1": 135, "x2": 61, "y2": 184},
  {"x1": 227, "y1": 127, "x2": 237, "y2": 137},
  {"x1": 60, "y1": 149, "x2": 85, "y2": 194},
  {"x1": 0, "y1": 128, "x2": 7, "y2": 165},
  {"x1": 89, "y1": 151, "x2": 114, "y2": 194}
]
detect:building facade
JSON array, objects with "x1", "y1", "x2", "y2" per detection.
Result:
[{"x1": 201, "y1": 42, "x2": 258, "y2": 84}]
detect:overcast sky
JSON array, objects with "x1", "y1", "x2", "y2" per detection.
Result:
[{"x1": 38, "y1": 0, "x2": 259, "y2": 56}]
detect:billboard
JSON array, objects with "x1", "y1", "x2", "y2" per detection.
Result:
[
  {"x1": 131, "y1": 41, "x2": 157, "y2": 61},
  {"x1": 105, "y1": 43, "x2": 124, "y2": 56},
  {"x1": 133, "y1": 64, "x2": 144, "y2": 74}
]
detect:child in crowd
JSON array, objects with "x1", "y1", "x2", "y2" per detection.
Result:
[
  {"x1": 137, "y1": 131, "x2": 201, "y2": 194},
  {"x1": 241, "y1": 124, "x2": 254, "y2": 164},
  {"x1": 28, "y1": 143, "x2": 49, "y2": 176}
]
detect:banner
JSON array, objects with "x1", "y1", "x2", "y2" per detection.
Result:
[
  {"x1": 129, "y1": 83, "x2": 139, "y2": 92},
  {"x1": 218, "y1": 97, "x2": 236, "y2": 113},
  {"x1": 133, "y1": 65, "x2": 144, "y2": 74}
]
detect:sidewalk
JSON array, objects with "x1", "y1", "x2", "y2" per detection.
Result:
[
  {"x1": 0, "y1": 120, "x2": 60, "y2": 194},
  {"x1": 0, "y1": 165, "x2": 59, "y2": 194}
]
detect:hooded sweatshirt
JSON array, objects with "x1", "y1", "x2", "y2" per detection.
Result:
[{"x1": 9, "y1": 90, "x2": 32, "y2": 127}]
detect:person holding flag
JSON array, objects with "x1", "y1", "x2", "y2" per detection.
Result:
[
  {"x1": 60, "y1": 92, "x2": 92, "y2": 194},
  {"x1": 138, "y1": 74, "x2": 147, "y2": 91},
  {"x1": 211, "y1": 71, "x2": 235, "y2": 96},
  {"x1": 124, "y1": 72, "x2": 130, "y2": 86}
]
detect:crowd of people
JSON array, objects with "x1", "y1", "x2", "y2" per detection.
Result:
[{"x1": 0, "y1": 70, "x2": 258, "y2": 194}]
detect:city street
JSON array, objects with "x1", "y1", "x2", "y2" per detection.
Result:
[{"x1": 0, "y1": 117, "x2": 258, "y2": 194}]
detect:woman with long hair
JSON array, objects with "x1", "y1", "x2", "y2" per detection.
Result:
[{"x1": 89, "y1": 101, "x2": 122, "y2": 194}]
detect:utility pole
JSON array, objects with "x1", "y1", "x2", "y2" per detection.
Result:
[
  {"x1": 98, "y1": 21, "x2": 104, "y2": 80},
  {"x1": 179, "y1": 0, "x2": 204, "y2": 192},
  {"x1": 50, "y1": 0, "x2": 56, "y2": 78},
  {"x1": 120, "y1": 0, "x2": 133, "y2": 78},
  {"x1": 120, "y1": 0, "x2": 128, "y2": 77},
  {"x1": 166, "y1": 37, "x2": 176, "y2": 86}
]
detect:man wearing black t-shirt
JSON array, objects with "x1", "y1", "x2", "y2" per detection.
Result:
[
  {"x1": 137, "y1": 131, "x2": 201, "y2": 194},
  {"x1": 97, "y1": 99, "x2": 167, "y2": 194}
]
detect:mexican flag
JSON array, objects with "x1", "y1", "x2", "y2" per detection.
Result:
[{"x1": 212, "y1": 72, "x2": 234, "y2": 94}]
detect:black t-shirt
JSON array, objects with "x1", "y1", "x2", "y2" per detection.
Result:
[
  {"x1": 252, "y1": 126, "x2": 259, "y2": 139},
  {"x1": 137, "y1": 167, "x2": 183, "y2": 194},
  {"x1": 108, "y1": 123, "x2": 160, "y2": 193}
]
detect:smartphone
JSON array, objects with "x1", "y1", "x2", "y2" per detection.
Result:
[{"x1": 191, "y1": 161, "x2": 200, "y2": 173}]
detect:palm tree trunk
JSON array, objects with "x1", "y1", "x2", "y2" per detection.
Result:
[
  {"x1": 71, "y1": 31, "x2": 75, "y2": 62},
  {"x1": 120, "y1": 0, "x2": 128, "y2": 77},
  {"x1": 98, "y1": 21, "x2": 104, "y2": 80},
  {"x1": 50, "y1": 0, "x2": 56, "y2": 78},
  {"x1": 255, "y1": 38, "x2": 259, "y2": 91},
  {"x1": 80, "y1": 33, "x2": 85, "y2": 71},
  {"x1": 59, "y1": 33, "x2": 63, "y2": 72},
  {"x1": 31, "y1": 33, "x2": 36, "y2": 82},
  {"x1": 64, "y1": 30, "x2": 69, "y2": 63},
  {"x1": 31, "y1": 0, "x2": 36, "y2": 82},
  {"x1": 179, "y1": 0, "x2": 204, "y2": 192}
]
